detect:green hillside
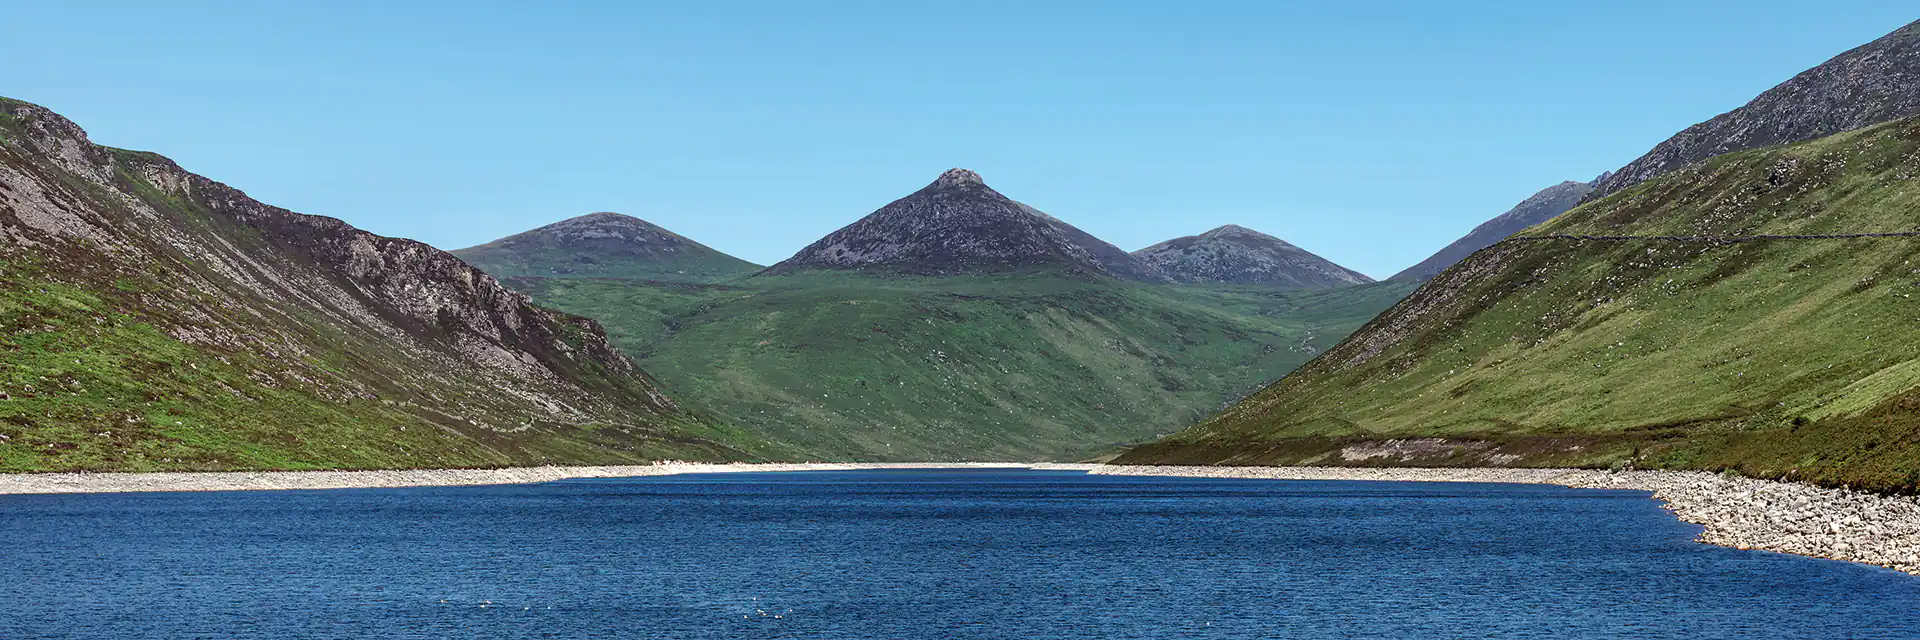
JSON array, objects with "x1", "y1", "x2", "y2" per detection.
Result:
[
  {"x1": 0, "y1": 97, "x2": 753, "y2": 472},
  {"x1": 1118, "y1": 117, "x2": 1920, "y2": 492},
  {"x1": 509, "y1": 271, "x2": 1416, "y2": 461}
]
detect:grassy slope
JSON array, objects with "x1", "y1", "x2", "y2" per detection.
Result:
[
  {"x1": 0, "y1": 102, "x2": 752, "y2": 472},
  {"x1": 1118, "y1": 118, "x2": 1920, "y2": 492},
  {"x1": 511, "y1": 271, "x2": 1416, "y2": 461}
]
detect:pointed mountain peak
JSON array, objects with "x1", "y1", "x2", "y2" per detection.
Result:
[
  {"x1": 930, "y1": 168, "x2": 987, "y2": 190},
  {"x1": 1135, "y1": 225, "x2": 1369, "y2": 289},
  {"x1": 768, "y1": 172, "x2": 1168, "y2": 282}
]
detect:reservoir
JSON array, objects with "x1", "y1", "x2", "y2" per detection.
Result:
[{"x1": 2, "y1": 469, "x2": 1915, "y2": 639}]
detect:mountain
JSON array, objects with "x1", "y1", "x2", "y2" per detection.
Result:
[
  {"x1": 767, "y1": 169, "x2": 1170, "y2": 282},
  {"x1": 1134, "y1": 225, "x2": 1372, "y2": 288},
  {"x1": 488, "y1": 167, "x2": 1418, "y2": 461},
  {"x1": 452, "y1": 212, "x2": 760, "y2": 283},
  {"x1": 1591, "y1": 19, "x2": 1920, "y2": 198},
  {"x1": 1388, "y1": 176, "x2": 1601, "y2": 282},
  {"x1": 0, "y1": 97, "x2": 756, "y2": 472},
  {"x1": 1117, "y1": 116, "x2": 1920, "y2": 492}
]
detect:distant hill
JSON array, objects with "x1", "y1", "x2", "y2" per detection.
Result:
[
  {"x1": 1119, "y1": 116, "x2": 1920, "y2": 492},
  {"x1": 512, "y1": 272, "x2": 1416, "y2": 462},
  {"x1": 1135, "y1": 225, "x2": 1372, "y2": 288},
  {"x1": 1591, "y1": 19, "x2": 1920, "y2": 198},
  {"x1": 768, "y1": 169, "x2": 1170, "y2": 282},
  {"x1": 1389, "y1": 177, "x2": 1601, "y2": 282},
  {"x1": 453, "y1": 212, "x2": 760, "y2": 283},
  {"x1": 0, "y1": 97, "x2": 752, "y2": 472}
]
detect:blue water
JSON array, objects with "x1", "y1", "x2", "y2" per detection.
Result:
[{"x1": 2, "y1": 470, "x2": 1916, "y2": 639}]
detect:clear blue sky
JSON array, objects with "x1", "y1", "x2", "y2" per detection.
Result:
[{"x1": 5, "y1": 2, "x2": 1914, "y2": 278}]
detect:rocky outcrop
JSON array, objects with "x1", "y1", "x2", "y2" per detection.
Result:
[
  {"x1": 0, "y1": 97, "x2": 740, "y2": 470},
  {"x1": 767, "y1": 169, "x2": 1170, "y2": 282},
  {"x1": 1134, "y1": 224, "x2": 1371, "y2": 288},
  {"x1": 1389, "y1": 176, "x2": 1599, "y2": 281},
  {"x1": 1091, "y1": 465, "x2": 1920, "y2": 576},
  {"x1": 453, "y1": 212, "x2": 760, "y2": 282},
  {"x1": 1591, "y1": 19, "x2": 1920, "y2": 198}
]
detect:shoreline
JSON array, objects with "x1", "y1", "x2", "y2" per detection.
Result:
[
  {"x1": 1091, "y1": 465, "x2": 1920, "y2": 577},
  {"x1": 0, "y1": 462, "x2": 1090, "y2": 495},
  {"x1": 2, "y1": 462, "x2": 1912, "y2": 576}
]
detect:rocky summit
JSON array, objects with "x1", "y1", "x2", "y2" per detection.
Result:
[
  {"x1": 767, "y1": 169, "x2": 1170, "y2": 282},
  {"x1": 1133, "y1": 225, "x2": 1371, "y2": 288},
  {"x1": 453, "y1": 212, "x2": 760, "y2": 283},
  {"x1": 0, "y1": 97, "x2": 745, "y2": 471},
  {"x1": 1591, "y1": 19, "x2": 1920, "y2": 198},
  {"x1": 1389, "y1": 175, "x2": 1602, "y2": 282}
]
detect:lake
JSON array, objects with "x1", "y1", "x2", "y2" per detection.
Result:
[{"x1": 2, "y1": 469, "x2": 1915, "y2": 639}]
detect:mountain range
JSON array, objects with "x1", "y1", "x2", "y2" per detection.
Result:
[
  {"x1": 7, "y1": 17, "x2": 1920, "y2": 487},
  {"x1": 483, "y1": 169, "x2": 1409, "y2": 460}
]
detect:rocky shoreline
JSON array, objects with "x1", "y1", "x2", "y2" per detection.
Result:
[
  {"x1": 4, "y1": 462, "x2": 1912, "y2": 577},
  {"x1": 1089, "y1": 465, "x2": 1920, "y2": 576}
]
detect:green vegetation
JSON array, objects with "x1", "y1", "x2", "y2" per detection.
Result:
[
  {"x1": 511, "y1": 271, "x2": 1416, "y2": 461},
  {"x1": 0, "y1": 264, "x2": 731, "y2": 471},
  {"x1": 0, "y1": 98, "x2": 749, "y2": 472},
  {"x1": 1119, "y1": 117, "x2": 1920, "y2": 492}
]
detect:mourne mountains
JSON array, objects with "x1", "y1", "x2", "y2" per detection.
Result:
[
  {"x1": 470, "y1": 169, "x2": 1410, "y2": 461},
  {"x1": 8, "y1": 20, "x2": 1919, "y2": 479}
]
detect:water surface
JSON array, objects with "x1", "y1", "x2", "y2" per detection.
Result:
[{"x1": 3, "y1": 469, "x2": 1916, "y2": 639}]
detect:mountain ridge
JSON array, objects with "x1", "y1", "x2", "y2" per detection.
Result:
[
  {"x1": 1389, "y1": 175, "x2": 1603, "y2": 282},
  {"x1": 1590, "y1": 18, "x2": 1920, "y2": 198}
]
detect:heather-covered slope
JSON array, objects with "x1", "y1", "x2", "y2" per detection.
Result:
[
  {"x1": 0, "y1": 98, "x2": 756, "y2": 471},
  {"x1": 1134, "y1": 225, "x2": 1372, "y2": 288},
  {"x1": 1119, "y1": 117, "x2": 1920, "y2": 492},
  {"x1": 453, "y1": 212, "x2": 760, "y2": 283},
  {"x1": 1591, "y1": 19, "x2": 1920, "y2": 198}
]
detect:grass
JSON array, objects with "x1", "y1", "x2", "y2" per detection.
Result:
[
  {"x1": 510, "y1": 270, "x2": 1416, "y2": 461},
  {"x1": 0, "y1": 98, "x2": 749, "y2": 472},
  {"x1": 1119, "y1": 116, "x2": 1920, "y2": 492}
]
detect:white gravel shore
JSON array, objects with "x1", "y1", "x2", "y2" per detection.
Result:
[
  {"x1": 0, "y1": 462, "x2": 1075, "y2": 495},
  {"x1": 3, "y1": 462, "x2": 1912, "y2": 577},
  {"x1": 1090, "y1": 465, "x2": 1920, "y2": 576}
]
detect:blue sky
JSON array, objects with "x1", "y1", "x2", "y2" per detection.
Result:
[{"x1": 5, "y1": 2, "x2": 1915, "y2": 278}]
